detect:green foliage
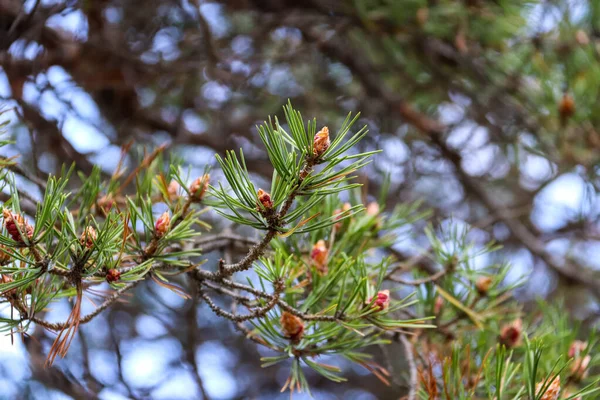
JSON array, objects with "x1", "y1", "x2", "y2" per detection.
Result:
[{"x1": 0, "y1": 103, "x2": 598, "y2": 397}]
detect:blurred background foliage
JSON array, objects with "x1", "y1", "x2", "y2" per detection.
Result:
[{"x1": 1, "y1": 0, "x2": 600, "y2": 399}]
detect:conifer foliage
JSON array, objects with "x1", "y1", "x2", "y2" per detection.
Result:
[{"x1": 0, "y1": 104, "x2": 599, "y2": 398}]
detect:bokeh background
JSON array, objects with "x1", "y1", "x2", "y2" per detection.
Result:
[{"x1": 1, "y1": 0, "x2": 600, "y2": 399}]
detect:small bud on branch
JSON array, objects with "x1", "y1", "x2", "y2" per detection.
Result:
[
  {"x1": 155, "y1": 211, "x2": 171, "y2": 237},
  {"x1": 80, "y1": 226, "x2": 97, "y2": 249},
  {"x1": 189, "y1": 174, "x2": 210, "y2": 201},
  {"x1": 106, "y1": 269, "x2": 121, "y2": 283},
  {"x1": 2, "y1": 209, "x2": 33, "y2": 243},
  {"x1": 475, "y1": 276, "x2": 492, "y2": 295},
  {"x1": 310, "y1": 240, "x2": 328, "y2": 275},
  {"x1": 535, "y1": 376, "x2": 560, "y2": 400},
  {"x1": 313, "y1": 126, "x2": 330, "y2": 157},
  {"x1": 280, "y1": 311, "x2": 304, "y2": 342},
  {"x1": 368, "y1": 290, "x2": 391, "y2": 311},
  {"x1": 257, "y1": 189, "x2": 273, "y2": 210},
  {"x1": 499, "y1": 318, "x2": 522, "y2": 348},
  {"x1": 167, "y1": 180, "x2": 180, "y2": 201}
]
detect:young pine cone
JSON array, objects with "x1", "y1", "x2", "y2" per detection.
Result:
[
  {"x1": 535, "y1": 376, "x2": 560, "y2": 400},
  {"x1": 280, "y1": 311, "x2": 304, "y2": 342},
  {"x1": 3, "y1": 209, "x2": 34, "y2": 243},
  {"x1": 313, "y1": 127, "x2": 330, "y2": 157},
  {"x1": 80, "y1": 226, "x2": 97, "y2": 249},
  {"x1": 189, "y1": 174, "x2": 210, "y2": 201}
]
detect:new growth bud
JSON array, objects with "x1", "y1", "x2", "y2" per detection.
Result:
[
  {"x1": 106, "y1": 269, "x2": 121, "y2": 283},
  {"x1": 155, "y1": 211, "x2": 171, "y2": 237},
  {"x1": 475, "y1": 276, "x2": 493, "y2": 295},
  {"x1": 499, "y1": 318, "x2": 523, "y2": 348},
  {"x1": 167, "y1": 180, "x2": 180, "y2": 201},
  {"x1": 97, "y1": 195, "x2": 115, "y2": 213},
  {"x1": 189, "y1": 174, "x2": 210, "y2": 201},
  {"x1": 310, "y1": 240, "x2": 328, "y2": 275},
  {"x1": 559, "y1": 93, "x2": 575, "y2": 121},
  {"x1": 280, "y1": 311, "x2": 304, "y2": 342},
  {"x1": 366, "y1": 202, "x2": 380, "y2": 216},
  {"x1": 434, "y1": 296, "x2": 444, "y2": 315},
  {"x1": 535, "y1": 376, "x2": 560, "y2": 400},
  {"x1": 569, "y1": 340, "x2": 591, "y2": 382},
  {"x1": 3, "y1": 209, "x2": 34, "y2": 243},
  {"x1": 333, "y1": 203, "x2": 351, "y2": 230},
  {"x1": 313, "y1": 126, "x2": 330, "y2": 157},
  {"x1": 257, "y1": 189, "x2": 273, "y2": 209},
  {"x1": 568, "y1": 340, "x2": 587, "y2": 358},
  {"x1": 80, "y1": 226, "x2": 97, "y2": 249},
  {"x1": 368, "y1": 290, "x2": 391, "y2": 311}
]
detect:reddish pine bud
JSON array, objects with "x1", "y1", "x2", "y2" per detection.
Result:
[
  {"x1": 106, "y1": 269, "x2": 121, "y2": 283},
  {"x1": 569, "y1": 340, "x2": 587, "y2": 358},
  {"x1": 3, "y1": 209, "x2": 34, "y2": 243},
  {"x1": 155, "y1": 211, "x2": 171, "y2": 237},
  {"x1": 313, "y1": 126, "x2": 330, "y2": 157},
  {"x1": 499, "y1": 319, "x2": 522, "y2": 348},
  {"x1": 310, "y1": 240, "x2": 328, "y2": 275},
  {"x1": 576, "y1": 30, "x2": 590, "y2": 46},
  {"x1": 570, "y1": 354, "x2": 591, "y2": 382},
  {"x1": 475, "y1": 276, "x2": 493, "y2": 295},
  {"x1": 167, "y1": 180, "x2": 180, "y2": 201},
  {"x1": 80, "y1": 226, "x2": 97, "y2": 249},
  {"x1": 257, "y1": 189, "x2": 273, "y2": 209},
  {"x1": 368, "y1": 290, "x2": 391, "y2": 311},
  {"x1": 333, "y1": 203, "x2": 351, "y2": 230},
  {"x1": 280, "y1": 311, "x2": 304, "y2": 342},
  {"x1": 434, "y1": 296, "x2": 444, "y2": 315},
  {"x1": 0, "y1": 245, "x2": 11, "y2": 265},
  {"x1": 97, "y1": 195, "x2": 115, "y2": 213},
  {"x1": 559, "y1": 94, "x2": 575, "y2": 121},
  {"x1": 366, "y1": 202, "x2": 380, "y2": 216},
  {"x1": 189, "y1": 174, "x2": 210, "y2": 201},
  {"x1": 535, "y1": 376, "x2": 561, "y2": 400}
]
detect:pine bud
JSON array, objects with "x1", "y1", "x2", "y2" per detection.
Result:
[
  {"x1": 366, "y1": 202, "x2": 380, "y2": 216},
  {"x1": 559, "y1": 93, "x2": 575, "y2": 121},
  {"x1": 570, "y1": 354, "x2": 591, "y2": 382},
  {"x1": 80, "y1": 226, "x2": 97, "y2": 249},
  {"x1": 434, "y1": 295, "x2": 444, "y2": 315},
  {"x1": 155, "y1": 211, "x2": 171, "y2": 237},
  {"x1": 280, "y1": 311, "x2": 304, "y2": 342},
  {"x1": 313, "y1": 126, "x2": 330, "y2": 157},
  {"x1": 368, "y1": 290, "x2": 391, "y2": 311},
  {"x1": 3, "y1": 209, "x2": 34, "y2": 243},
  {"x1": 499, "y1": 319, "x2": 522, "y2": 348},
  {"x1": 569, "y1": 340, "x2": 587, "y2": 358},
  {"x1": 535, "y1": 376, "x2": 560, "y2": 400},
  {"x1": 475, "y1": 276, "x2": 493, "y2": 295},
  {"x1": 97, "y1": 195, "x2": 115, "y2": 213},
  {"x1": 167, "y1": 180, "x2": 180, "y2": 201},
  {"x1": 106, "y1": 269, "x2": 121, "y2": 283},
  {"x1": 257, "y1": 189, "x2": 273, "y2": 209},
  {"x1": 310, "y1": 240, "x2": 328, "y2": 275},
  {"x1": 576, "y1": 30, "x2": 590, "y2": 46},
  {"x1": 333, "y1": 203, "x2": 351, "y2": 230},
  {"x1": 189, "y1": 174, "x2": 210, "y2": 201}
]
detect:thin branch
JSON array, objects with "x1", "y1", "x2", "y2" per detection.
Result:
[
  {"x1": 388, "y1": 268, "x2": 448, "y2": 286},
  {"x1": 29, "y1": 281, "x2": 140, "y2": 331}
]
